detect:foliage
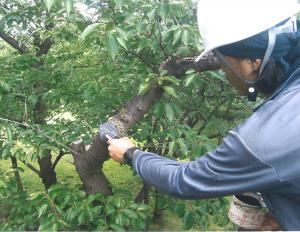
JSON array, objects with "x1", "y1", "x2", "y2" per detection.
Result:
[{"x1": 0, "y1": 171, "x2": 150, "y2": 231}]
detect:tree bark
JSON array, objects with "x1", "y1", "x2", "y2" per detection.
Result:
[
  {"x1": 70, "y1": 137, "x2": 112, "y2": 196},
  {"x1": 0, "y1": 31, "x2": 29, "y2": 54},
  {"x1": 10, "y1": 157, "x2": 24, "y2": 192},
  {"x1": 135, "y1": 184, "x2": 150, "y2": 204},
  {"x1": 33, "y1": 95, "x2": 57, "y2": 189},
  {"x1": 31, "y1": 34, "x2": 56, "y2": 189},
  {"x1": 37, "y1": 151, "x2": 57, "y2": 189}
]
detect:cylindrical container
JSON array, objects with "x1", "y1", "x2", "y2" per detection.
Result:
[{"x1": 228, "y1": 194, "x2": 268, "y2": 230}]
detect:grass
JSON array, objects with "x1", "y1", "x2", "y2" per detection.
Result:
[{"x1": 0, "y1": 154, "x2": 141, "y2": 192}]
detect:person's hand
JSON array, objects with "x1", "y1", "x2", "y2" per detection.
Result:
[{"x1": 107, "y1": 136, "x2": 136, "y2": 163}]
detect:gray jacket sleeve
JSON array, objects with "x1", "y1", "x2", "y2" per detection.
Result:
[{"x1": 133, "y1": 130, "x2": 282, "y2": 200}]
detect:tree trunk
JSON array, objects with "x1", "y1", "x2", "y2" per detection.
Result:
[
  {"x1": 152, "y1": 190, "x2": 165, "y2": 224},
  {"x1": 135, "y1": 184, "x2": 150, "y2": 204},
  {"x1": 37, "y1": 150, "x2": 57, "y2": 189},
  {"x1": 70, "y1": 137, "x2": 112, "y2": 196},
  {"x1": 10, "y1": 157, "x2": 24, "y2": 192},
  {"x1": 33, "y1": 96, "x2": 57, "y2": 189}
]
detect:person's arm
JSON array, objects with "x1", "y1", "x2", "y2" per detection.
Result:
[{"x1": 107, "y1": 131, "x2": 281, "y2": 199}]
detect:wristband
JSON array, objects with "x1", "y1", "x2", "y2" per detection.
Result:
[{"x1": 123, "y1": 147, "x2": 139, "y2": 167}]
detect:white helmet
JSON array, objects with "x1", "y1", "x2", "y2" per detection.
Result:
[{"x1": 196, "y1": 0, "x2": 300, "y2": 61}]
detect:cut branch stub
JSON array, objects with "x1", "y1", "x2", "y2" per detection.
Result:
[
  {"x1": 71, "y1": 137, "x2": 112, "y2": 196},
  {"x1": 162, "y1": 52, "x2": 220, "y2": 77}
]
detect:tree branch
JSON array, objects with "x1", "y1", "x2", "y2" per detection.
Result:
[
  {"x1": 0, "y1": 31, "x2": 28, "y2": 54},
  {"x1": 20, "y1": 160, "x2": 41, "y2": 176},
  {"x1": 128, "y1": 51, "x2": 159, "y2": 75},
  {"x1": 52, "y1": 149, "x2": 68, "y2": 171}
]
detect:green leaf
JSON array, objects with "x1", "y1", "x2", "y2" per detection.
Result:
[
  {"x1": 38, "y1": 221, "x2": 51, "y2": 231},
  {"x1": 182, "y1": 29, "x2": 191, "y2": 46},
  {"x1": 81, "y1": 23, "x2": 101, "y2": 40},
  {"x1": 115, "y1": 213, "x2": 128, "y2": 226},
  {"x1": 116, "y1": 37, "x2": 127, "y2": 50},
  {"x1": 106, "y1": 32, "x2": 119, "y2": 60},
  {"x1": 208, "y1": 71, "x2": 225, "y2": 81},
  {"x1": 163, "y1": 86, "x2": 178, "y2": 99},
  {"x1": 161, "y1": 30, "x2": 172, "y2": 42},
  {"x1": 28, "y1": 95, "x2": 38, "y2": 105},
  {"x1": 174, "y1": 203, "x2": 186, "y2": 217},
  {"x1": 2, "y1": 145, "x2": 11, "y2": 159},
  {"x1": 6, "y1": 127, "x2": 13, "y2": 142},
  {"x1": 115, "y1": 27, "x2": 128, "y2": 40},
  {"x1": 158, "y1": 76, "x2": 179, "y2": 86},
  {"x1": 44, "y1": 0, "x2": 57, "y2": 12},
  {"x1": 64, "y1": 0, "x2": 73, "y2": 17},
  {"x1": 178, "y1": 138, "x2": 188, "y2": 155},
  {"x1": 147, "y1": 9, "x2": 156, "y2": 20},
  {"x1": 185, "y1": 75, "x2": 196, "y2": 87},
  {"x1": 38, "y1": 204, "x2": 48, "y2": 218},
  {"x1": 183, "y1": 211, "x2": 194, "y2": 230},
  {"x1": 168, "y1": 141, "x2": 176, "y2": 155},
  {"x1": 173, "y1": 29, "x2": 183, "y2": 46},
  {"x1": 1, "y1": 82, "x2": 11, "y2": 92},
  {"x1": 78, "y1": 212, "x2": 85, "y2": 225},
  {"x1": 138, "y1": 83, "x2": 151, "y2": 95},
  {"x1": 132, "y1": 217, "x2": 146, "y2": 230},
  {"x1": 114, "y1": 0, "x2": 123, "y2": 10},
  {"x1": 159, "y1": 3, "x2": 170, "y2": 19},
  {"x1": 165, "y1": 103, "x2": 174, "y2": 121},
  {"x1": 123, "y1": 209, "x2": 138, "y2": 219},
  {"x1": 137, "y1": 40, "x2": 148, "y2": 52},
  {"x1": 69, "y1": 207, "x2": 81, "y2": 220},
  {"x1": 136, "y1": 22, "x2": 143, "y2": 34},
  {"x1": 51, "y1": 223, "x2": 58, "y2": 231},
  {"x1": 78, "y1": 190, "x2": 86, "y2": 198},
  {"x1": 136, "y1": 205, "x2": 149, "y2": 211},
  {"x1": 109, "y1": 224, "x2": 124, "y2": 231},
  {"x1": 113, "y1": 196, "x2": 122, "y2": 208}
]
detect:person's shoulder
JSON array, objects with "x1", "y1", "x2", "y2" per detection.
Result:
[{"x1": 235, "y1": 88, "x2": 300, "y2": 181}]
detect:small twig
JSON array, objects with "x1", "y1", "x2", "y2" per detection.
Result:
[
  {"x1": 41, "y1": 192, "x2": 62, "y2": 218},
  {"x1": 0, "y1": 117, "x2": 82, "y2": 156},
  {"x1": 127, "y1": 51, "x2": 159, "y2": 74}
]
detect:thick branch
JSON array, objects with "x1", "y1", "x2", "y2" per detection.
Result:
[
  {"x1": 38, "y1": 37, "x2": 54, "y2": 56},
  {"x1": 71, "y1": 52, "x2": 220, "y2": 196},
  {"x1": 70, "y1": 138, "x2": 112, "y2": 195},
  {"x1": 0, "y1": 31, "x2": 28, "y2": 54}
]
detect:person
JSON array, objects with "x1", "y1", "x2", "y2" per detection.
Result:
[{"x1": 105, "y1": 0, "x2": 300, "y2": 230}]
